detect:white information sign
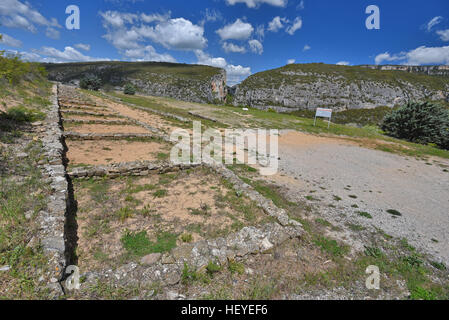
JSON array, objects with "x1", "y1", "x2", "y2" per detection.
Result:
[{"x1": 314, "y1": 108, "x2": 333, "y2": 128}]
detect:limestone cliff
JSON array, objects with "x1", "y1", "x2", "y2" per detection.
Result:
[
  {"x1": 44, "y1": 61, "x2": 227, "y2": 104},
  {"x1": 231, "y1": 63, "x2": 449, "y2": 112}
]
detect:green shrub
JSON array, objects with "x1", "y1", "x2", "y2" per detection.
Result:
[
  {"x1": 0, "y1": 48, "x2": 47, "y2": 84},
  {"x1": 123, "y1": 83, "x2": 136, "y2": 95},
  {"x1": 80, "y1": 75, "x2": 102, "y2": 91},
  {"x1": 6, "y1": 106, "x2": 45, "y2": 122},
  {"x1": 381, "y1": 102, "x2": 449, "y2": 150}
]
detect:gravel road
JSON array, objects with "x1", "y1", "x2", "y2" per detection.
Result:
[{"x1": 270, "y1": 130, "x2": 449, "y2": 265}]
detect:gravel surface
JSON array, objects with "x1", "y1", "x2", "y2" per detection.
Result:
[{"x1": 271, "y1": 130, "x2": 449, "y2": 265}]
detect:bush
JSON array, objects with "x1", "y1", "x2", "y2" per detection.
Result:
[
  {"x1": 0, "y1": 50, "x2": 46, "y2": 84},
  {"x1": 6, "y1": 106, "x2": 45, "y2": 122},
  {"x1": 79, "y1": 75, "x2": 102, "y2": 91},
  {"x1": 381, "y1": 101, "x2": 449, "y2": 150},
  {"x1": 123, "y1": 83, "x2": 136, "y2": 95}
]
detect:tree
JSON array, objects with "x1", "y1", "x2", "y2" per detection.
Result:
[
  {"x1": 123, "y1": 83, "x2": 136, "y2": 95},
  {"x1": 79, "y1": 75, "x2": 102, "y2": 91},
  {"x1": 381, "y1": 101, "x2": 449, "y2": 150}
]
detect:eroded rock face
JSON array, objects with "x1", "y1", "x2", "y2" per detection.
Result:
[
  {"x1": 231, "y1": 64, "x2": 449, "y2": 112},
  {"x1": 45, "y1": 62, "x2": 227, "y2": 104}
]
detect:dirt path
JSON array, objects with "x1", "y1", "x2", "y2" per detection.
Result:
[
  {"x1": 266, "y1": 130, "x2": 449, "y2": 264},
  {"x1": 89, "y1": 95, "x2": 179, "y2": 134}
]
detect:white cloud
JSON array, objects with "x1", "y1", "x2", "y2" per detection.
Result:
[
  {"x1": 268, "y1": 16, "x2": 303, "y2": 35},
  {"x1": 138, "y1": 18, "x2": 207, "y2": 50},
  {"x1": 0, "y1": 33, "x2": 22, "y2": 48},
  {"x1": 336, "y1": 61, "x2": 350, "y2": 66},
  {"x1": 38, "y1": 46, "x2": 110, "y2": 63},
  {"x1": 426, "y1": 16, "x2": 443, "y2": 32},
  {"x1": 0, "y1": 0, "x2": 60, "y2": 35},
  {"x1": 222, "y1": 42, "x2": 246, "y2": 53},
  {"x1": 286, "y1": 17, "x2": 303, "y2": 35},
  {"x1": 303, "y1": 44, "x2": 311, "y2": 51},
  {"x1": 45, "y1": 27, "x2": 60, "y2": 40},
  {"x1": 74, "y1": 43, "x2": 91, "y2": 51},
  {"x1": 195, "y1": 50, "x2": 251, "y2": 86},
  {"x1": 405, "y1": 46, "x2": 449, "y2": 65},
  {"x1": 267, "y1": 16, "x2": 288, "y2": 32},
  {"x1": 124, "y1": 45, "x2": 176, "y2": 62},
  {"x1": 100, "y1": 11, "x2": 138, "y2": 29},
  {"x1": 374, "y1": 52, "x2": 404, "y2": 65},
  {"x1": 287, "y1": 59, "x2": 295, "y2": 64},
  {"x1": 436, "y1": 29, "x2": 449, "y2": 42},
  {"x1": 101, "y1": 11, "x2": 207, "y2": 51},
  {"x1": 375, "y1": 46, "x2": 449, "y2": 65},
  {"x1": 216, "y1": 19, "x2": 254, "y2": 40},
  {"x1": 296, "y1": 0, "x2": 305, "y2": 10},
  {"x1": 248, "y1": 39, "x2": 263, "y2": 54},
  {"x1": 225, "y1": 0, "x2": 287, "y2": 8},
  {"x1": 4, "y1": 50, "x2": 41, "y2": 62},
  {"x1": 140, "y1": 12, "x2": 171, "y2": 23}
]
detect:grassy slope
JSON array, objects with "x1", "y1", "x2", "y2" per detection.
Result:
[
  {"x1": 107, "y1": 91, "x2": 449, "y2": 160},
  {"x1": 239, "y1": 63, "x2": 449, "y2": 91},
  {"x1": 0, "y1": 64, "x2": 53, "y2": 299},
  {"x1": 44, "y1": 61, "x2": 222, "y2": 85}
]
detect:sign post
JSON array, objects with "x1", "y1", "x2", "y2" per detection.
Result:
[{"x1": 314, "y1": 108, "x2": 333, "y2": 129}]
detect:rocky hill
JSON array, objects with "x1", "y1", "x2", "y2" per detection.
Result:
[
  {"x1": 360, "y1": 65, "x2": 449, "y2": 77},
  {"x1": 44, "y1": 61, "x2": 227, "y2": 104},
  {"x1": 231, "y1": 63, "x2": 449, "y2": 112}
]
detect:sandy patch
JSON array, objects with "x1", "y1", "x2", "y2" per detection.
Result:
[
  {"x1": 66, "y1": 139, "x2": 169, "y2": 165},
  {"x1": 91, "y1": 95, "x2": 177, "y2": 133},
  {"x1": 65, "y1": 124, "x2": 150, "y2": 134},
  {"x1": 279, "y1": 130, "x2": 355, "y2": 148}
]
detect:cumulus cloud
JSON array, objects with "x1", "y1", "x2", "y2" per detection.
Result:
[
  {"x1": 216, "y1": 19, "x2": 254, "y2": 40},
  {"x1": 374, "y1": 52, "x2": 405, "y2": 65},
  {"x1": 101, "y1": 11, "x2": 206, "y2": 51},
  {"x1": 0, "y1": 0, "x2": 60, "y2": 36},
  {"x1": 296, "y1": 0, "x2": 305, "y2": 10},
  {"x1": 426, "y1": 16, "x2": 443, "y2": 32},
  {"x1": 375, "y1": 46, "x2": 449, "y2": 65},
  {"x1": 100, "y1": 10, "x2": 204, "y2": 62},
  {"x1": 225, "y1": 0, "x2": 287, "y2": 8},
  {"x1": 248, "y1": 39, "x2": 263, "y2": 54},
  {"x1": 124, "y1": 45, "x2": 176, "y2": 62},
  {"x1": 74, "y1": 43, "x2": 91, "y2": 51},
  {"x1": 303, "y1": 44, "x2": 311, "y2": 51},
  {"x1": 195, "y1": 50, "x2": 251, "y2": 86},
  {"x1": 286, "y1": 17, "x2": 303, "y2": 35},
  {"x1": 287, "y1": 59, "x2": 295, "y2": 64},
  {"x1": 222, "y1": 42, "x2": 246, "y2": 53},
  {"x1": 336, "y1": 61, "x2": 350, "y2": 66},
  {"x1": 138, "y1": 18, "x2": 207, "y2": 50},
  {"x1": 267, "y1": 16, "x2": 288, "y2": 32},
  {"x1": 436, "y1": 29, "x2": 449, "y2": 42},
  {"x1": 38, "y1": 46, "x2": 111, "y2": 63},
  {"x1": 267, "y1": 16, "x2": 303, "y2": 35},
  {"x1": 0, "y1": 33, "x2": 22, "y2": 48}
]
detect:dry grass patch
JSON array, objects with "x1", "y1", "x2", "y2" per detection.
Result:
[
  {"x1": 66, "y1": 139, "x2": 170, "y2": 166},
  {"x1": 73, "y1": 167, "x2": 268, "y2": 272}
]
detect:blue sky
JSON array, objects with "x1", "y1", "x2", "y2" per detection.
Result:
[{"x1": 1, "y1": 0, "x2": 449, "y2": 85}]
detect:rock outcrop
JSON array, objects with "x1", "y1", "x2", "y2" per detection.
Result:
[
  {"x1": 231, "y1": 63, "x2": 449, "y2": 112},
  {"x1": 44, "y1": 61, "x2": 227, "y2": 104},
  {"x1": 360, "y1": 65, "x2": 449, "y2": 77}
]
